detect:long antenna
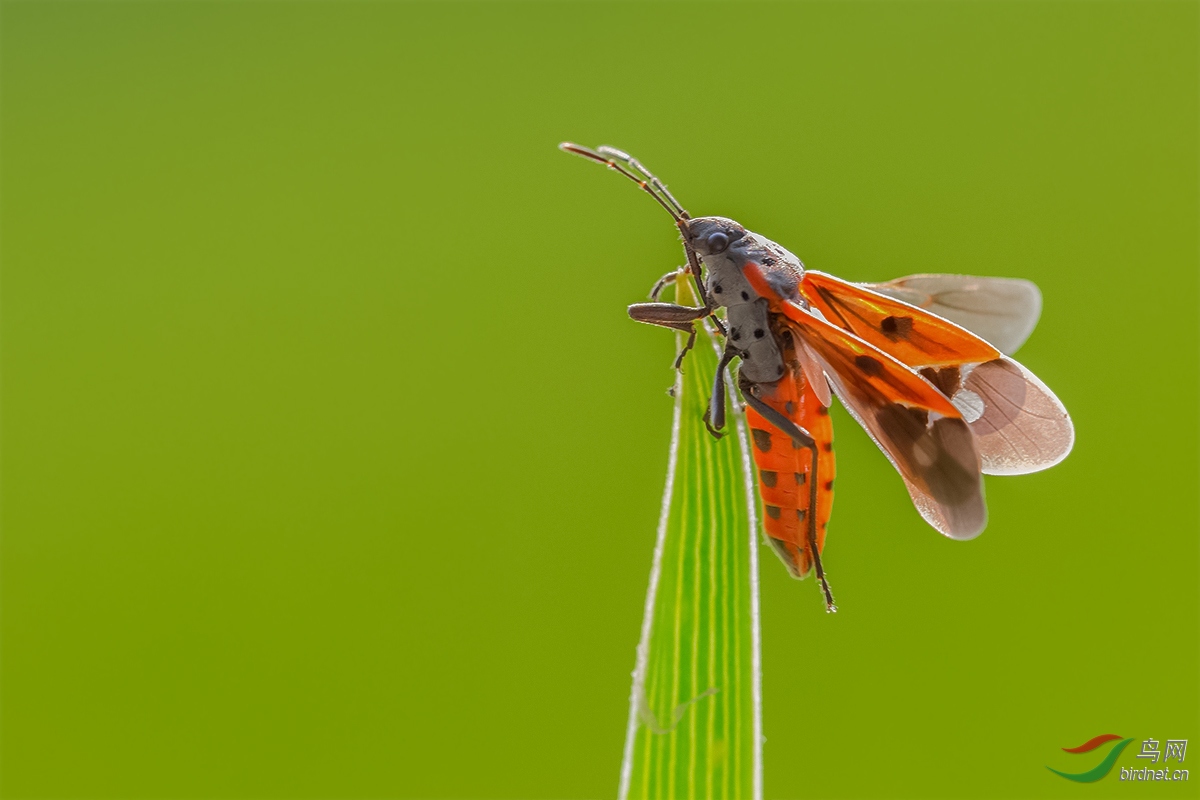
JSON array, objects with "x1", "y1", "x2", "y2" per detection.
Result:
[
  {"x1": 595, "y1": 146, "x2": 689, "y2": 220},
  {"x1": 560, "y1": 143, "x2": 719, "y2": 328},
  {"x1": 559, "y1": 143, "x2": 690, "y2": 223}
]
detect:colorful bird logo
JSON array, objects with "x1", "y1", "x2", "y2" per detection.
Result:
[{"x1": 1047, "y1": 734, "x2": 1134, "y2": 782}]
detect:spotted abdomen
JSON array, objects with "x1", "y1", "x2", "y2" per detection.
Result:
[{"x1": 746, "y1": 369, "x2": 836, "y2": 579}]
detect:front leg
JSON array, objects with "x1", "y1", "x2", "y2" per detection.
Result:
[
  {"x1": 627, "y1": 301, "x2": 710, "y2": 330},
  {"x1": 628, "y1": 301, "x2": 713, "y2": 370},
  {"x1": 645, "y1": 261, "x2": 729, "y2": 338},
  {"x1": 649, "y1": 267, "x2": 687, "y2": 301}
]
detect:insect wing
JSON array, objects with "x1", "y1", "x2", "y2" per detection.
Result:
[
  {"x1": 780, "y1": 302, "x2": 987, "y2": 540},
  {"x1": 801, "y1": 270, "x2": 1073, "y2": 477},
  {"x1": 859, "y1": 273, "x2": 1042, "y2": 355},
  {"x1": 922, "y1": 358, "x2": 1074, "y2": 476},
  {"x1": 801, "y1": 271, "x2": 1001, "y2": 367},
  {"x1": 790, "y1": 331, "x2": 833, "y2": 407}
]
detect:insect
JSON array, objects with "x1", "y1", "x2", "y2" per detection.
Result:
[{"x1": 560, "y1": 143, "x2": 1074, "y2": 611}]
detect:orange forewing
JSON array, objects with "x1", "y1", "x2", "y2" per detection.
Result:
[
  {"x1": 800, "y1": 271, "x2": 1000, "y2": 368},
  {"x1": 776, "y1": 299, "x2": 961, "y2": 417},
  {"x1": 742, "y1": 261, "x2": 964, "y2": 414}
]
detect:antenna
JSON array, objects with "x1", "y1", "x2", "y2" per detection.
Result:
[
  {"x1": 560, "y1": 142, "x2": 719, "y2": 330},
  {"x1": 559, "y1": 143, "x2": 691, "y2": 223},
  {"x1": 594, "y1": 146, "x2": 689, "y2": 220}
]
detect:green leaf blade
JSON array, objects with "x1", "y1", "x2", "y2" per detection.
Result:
[{"x1": 619, "y1": 280, "x2": 762, "y2": 800}]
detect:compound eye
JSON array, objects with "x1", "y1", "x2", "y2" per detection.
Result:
[{"x1": 706, "y1": 231, "x2": 730, "y2": 253}]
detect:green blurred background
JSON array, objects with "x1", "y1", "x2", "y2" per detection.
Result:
[{"x1": 2, "y1": 2, "x2": 1196, "y2": 798}]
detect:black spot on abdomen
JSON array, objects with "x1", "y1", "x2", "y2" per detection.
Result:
[
  {"x1": 752, "y1": 428, "x2": 772, "y2": 452},
  {"x1": 759, "y1": 470, "x2": 778, "y2": 488}
]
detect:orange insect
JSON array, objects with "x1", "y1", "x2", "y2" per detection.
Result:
[{"x1": 560, "y1": 143, "x2": 1074, "y2": 611}]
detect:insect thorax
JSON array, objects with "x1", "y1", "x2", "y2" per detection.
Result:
[{"x1": 702, "y1": 231, "x2": 805, "y2": 385}]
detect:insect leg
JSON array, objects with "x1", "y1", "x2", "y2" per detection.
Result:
[
  {"x1": 627, "y1": 302, "x2": 708, "y2": 330},
  {"x1": 649, "y1": 268, "x2": 688, "y2": 301},
  {"x1": 703, "y1": 346, "x2": 738, "y2": 439},
  {"x1": 673, "y1": 327, "x2": 698, "y2": 371},
  {"x1": 738, "y1": 372, "x2": 837, "y2": 612},
  {"x1": 737, "y1": 374, "x2": 815, "y2": 449},
  {"x1": 646, "y1": 261, "x2": 726, "y2": 338},
  {"x1": 808, "y1": 516, "x2": 836, "y2": 612},
  {"x1": 628, "y1": 301, "x2": 716, "y2": 370},
  {"x1": 680, "y1": 244, "x2": 727, "y2": 337}
]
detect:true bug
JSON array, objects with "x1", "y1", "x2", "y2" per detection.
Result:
[{"x1": 560, "y1": 143, "x2": 1074, "y2": 611}]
